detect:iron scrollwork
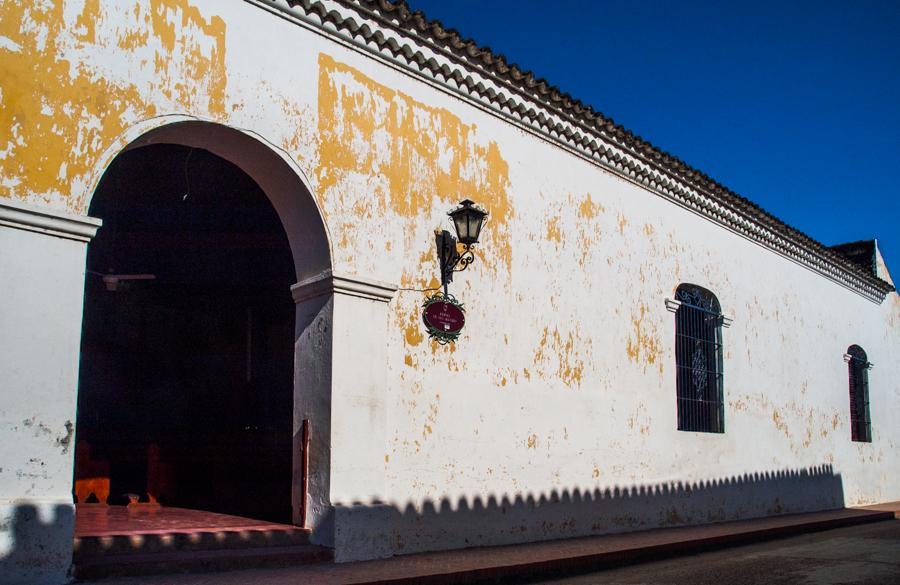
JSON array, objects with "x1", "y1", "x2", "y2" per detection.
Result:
[
  {"x1": 436, "y1": 230, "x2": 476, "y2": 296},
  {"x1": 675, "y1": 285, "x2": 720, "y2": 313}
]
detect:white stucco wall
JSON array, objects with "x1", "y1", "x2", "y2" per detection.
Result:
[
  {"x1": 0, "y1": 0, "x2": 897, "y2": 575},
  {"x1": 0, "y1": 202, "x2": 99, "y2": 584}
]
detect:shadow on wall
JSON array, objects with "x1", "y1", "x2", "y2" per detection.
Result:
[
  {"x1": 0, "y1": 503, "x2": 74, "y2": 585},
  {"x1": 334, "y1": 465, "x2": 844, "y2": 561}
]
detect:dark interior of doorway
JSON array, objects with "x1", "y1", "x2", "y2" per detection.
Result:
[{"x1": 76, "y1": 145, "x2": 295, "y2": 524}]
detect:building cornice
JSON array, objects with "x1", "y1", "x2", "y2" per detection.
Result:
[
  {"x1": 0, "y1": 199, "x2": 101, "y2": 243},
  {"x1": 253, "y1": 0, "x2": 894, "y2": 303},
  {"x1": 292, "y1": 269, "x2": 398, "y2": 303}
]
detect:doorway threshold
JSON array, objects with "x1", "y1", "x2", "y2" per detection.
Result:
[{"x1": 73, "y1": 505, "x2": 332, "y2": 579}]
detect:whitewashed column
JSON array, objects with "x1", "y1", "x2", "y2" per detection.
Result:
[
  {"x1": 291, "y1": 270, "x2": 397, "y2": 558},
  {"x1": 0, "y1": 200, "x2": 101, "y2": 585}
]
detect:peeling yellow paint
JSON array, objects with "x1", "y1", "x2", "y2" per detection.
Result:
[
  {"x1": 626, "y1": 303, "x2": 662, "y2": 373},
  {"x1": 403, "y1": 310, "x2": 425, "y2": 347},
  {"x1": 416, "y1": 398, "x2": 439, "y2": 442},
  {"x1": 74, "y1": 0, "x2": 100, "y2": 44},
  {"x1": 577, "y1": 193, "x2": 603, "y2": 219},
  {"x1": 626, "y1": 403, "x2": 652, "y2": 436},
  {"x1": 276, "y1": 95, "x2": 315, "y2": 160},
  {"x1": 117, "y1": 5, "x2": 149, "y2": 49},
  {"x1": 316, "y1": 54, "x2": 518, "y2": 358},
  {"x1": 316, "y1": 53, "x2": 513, "y2": 277},
  {"x1": 0, "y1": 2, "x2": 152, "y2": 205},
  {"x1": 1, "y1": 0, "x2": 227, "y2": 209},
  {"x1": 772, "y1": 409, "x2": 789, "y2": 437},
  {"x1": 545, "y1": 214, "x2": 562, "y2": 243},
  {"x1": 526, "y1": 434, "x2": 537, "y2": 449},
  {"x1": 148, "y1": 0, "x2": 227, "y2": 116},
  {"x1": 492, "y1": 367, "x2": 525, "y2": 388},
  {"x1": 532, "y1": 325, "x2": 587, "y2": 388},
  {"x1": 570, "y1": 192, "x2": 604, "y2": 268}
]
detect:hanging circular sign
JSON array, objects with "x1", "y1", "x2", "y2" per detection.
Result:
[{"x1": 422, "y1": 294, "x2": 466, "y2": 344}]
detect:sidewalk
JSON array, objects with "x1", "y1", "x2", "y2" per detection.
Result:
[{"x1": 88, "y1": 503, "x2": 899, "y2": 585}]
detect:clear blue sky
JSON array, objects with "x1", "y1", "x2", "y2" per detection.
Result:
[{"x1": 409, "y1": 0, "x2": 900, "y2": 272}]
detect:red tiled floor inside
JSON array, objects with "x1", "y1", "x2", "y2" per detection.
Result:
[{"x1": 75, "y1": 505, "x2": 301, "y2": 537}]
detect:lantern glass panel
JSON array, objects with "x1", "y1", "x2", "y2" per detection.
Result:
[
  {"x1": 453, "y1": 213, "x2": 470, "y2": 242},
  {"x1": 468, "y1": 214, "x2": 482, "y2": 242}
]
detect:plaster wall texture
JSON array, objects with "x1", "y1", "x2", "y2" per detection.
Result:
[
  {"x1": 0, "y1": 0, "x2": 898, "y2": 573},
  {"x1": 0, "y1": 217, "x2": 91, "y2": 583},
  {"x1": 292, "y1": 293, "x2": 335, "y2": 542}
]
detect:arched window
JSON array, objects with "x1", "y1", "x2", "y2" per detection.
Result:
[
  {"x1": 847, "y1": 345, "x2": 872, "y2": 442},
  {"x1": 674, "y1": 284, "x2": 725, "y2": 433}
]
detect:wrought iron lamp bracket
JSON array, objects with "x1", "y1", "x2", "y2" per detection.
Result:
[
  {"x1": 843, "y1": 353, "x2": 874, "y2": 369},
  {"x1": 436, "y1": 230, "x2": 480, "y2": 296},
  {"x1": 448, "y1": 244, "x2": 475, "y2": 274}
]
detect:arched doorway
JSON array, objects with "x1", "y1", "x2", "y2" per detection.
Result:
[{"x1": 74, "y1": 122, "x2": 332, "y2": 534}]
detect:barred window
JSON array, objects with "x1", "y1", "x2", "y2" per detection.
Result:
[
  {"x1": 674, "y1": 284, "x2": 724, "y2": 433},
  {"x1": 847, "y1": 345, "x2": 872, "y2": 443}
]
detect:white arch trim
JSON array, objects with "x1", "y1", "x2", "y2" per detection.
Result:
[{"x1": 85, "y1": 115, "x2": 333, "y2": 281}]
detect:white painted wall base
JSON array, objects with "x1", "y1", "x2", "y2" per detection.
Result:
[
  {"x1": 0, "y1": 202, "x2": 99, "y2": 585},
  {"x1": 0, "y1": 500, "x2": 75, "y2": 585},
  {"x1": 336, "y1": 465, "x2": 844, "y2": 560}
]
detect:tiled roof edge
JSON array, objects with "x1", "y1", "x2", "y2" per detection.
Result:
[
  {"x1": 829, "y1": 240, "x2": 877, "y2": 275},
  {"x1": 263, "y1": 0, "x2": 894, "y2": 303}
]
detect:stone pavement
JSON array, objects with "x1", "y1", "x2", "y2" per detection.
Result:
[
  {"x1": 80, "y1": 503, "x2": 899, "y2": 585},
  {"x1": 532, "y1": 517, "x2": 900, "y2": 585}
]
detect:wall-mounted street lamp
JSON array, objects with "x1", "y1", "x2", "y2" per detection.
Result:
[
  {"x1": 435, "y1": 199, "x2": 489, "y2": 297},
  {"x1": 423, "y1": 199, "x2": 489, "y2": 345}
]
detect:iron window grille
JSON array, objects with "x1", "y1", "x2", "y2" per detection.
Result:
[
  {"x1": 673, "y1": 284, "x2": 725, "y2": 433},
  {"x1": 846, "y1": 345, "x2": 872, "y2": 443}
]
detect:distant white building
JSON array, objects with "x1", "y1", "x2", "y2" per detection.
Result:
[{"x1": 1, "y1": 1, "x2": 897, "y2": 583}]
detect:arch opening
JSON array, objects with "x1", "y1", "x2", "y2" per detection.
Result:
[{"x1": 74, "y1": 123, "x2": 331, "y2": 534}]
